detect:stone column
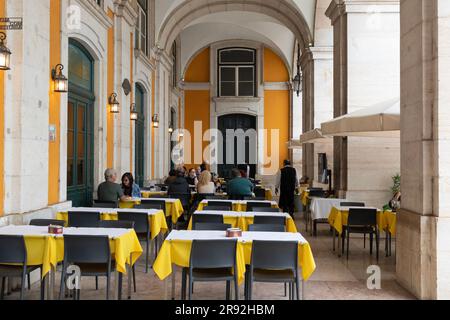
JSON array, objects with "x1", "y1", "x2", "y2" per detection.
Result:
[
  {"x1": 300, "y1": 47, "x2": 333, "y2": 187},
  {"x1": 398, "y1": 0, "x2": 450, "y2": 300},
  {"x1": 326, "y1": 0, "x2": 401, "y2": 206}
]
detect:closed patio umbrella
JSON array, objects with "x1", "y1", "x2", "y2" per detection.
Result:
[
  {"x1": 287, "y1": 140, "x2": 302, "y2": 150},
  {"x1": 321, "y1": 98, "x2": 400, "y2": 137},
  {"x1": 299, "y1": 128, "x2": 329, "y2": 144}
]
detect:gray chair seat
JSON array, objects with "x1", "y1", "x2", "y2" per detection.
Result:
[
  {"x1": 0, "y1": 264, "x2": 39, "y2": 276},
  {"x1": 252, "y1": 269, "x2": 295, "y2": 282},
  {"x1": 191, "y1": 267, "x2": 234, "y2": 281},
  {"x1": 76, "y1": 262, "x2": 116, "y2": 276}
]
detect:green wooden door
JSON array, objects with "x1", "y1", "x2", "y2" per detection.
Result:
[
  {"x1": 67, "y1": 40, "x2": 95, "y2": 207},
  {"x1": 135, "y1": 84, "x2": 145, "y2": 187}
]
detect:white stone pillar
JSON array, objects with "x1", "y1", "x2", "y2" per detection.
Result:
[
  {"x1": 300, "y1": 47, "x2": 333, "y2": 187},
  {"x1": 326, "y1": 0, "x2": 401, "y2": 206},
  {"x1": 398, "y1": 0, "x2": 450, "y2": 300}
]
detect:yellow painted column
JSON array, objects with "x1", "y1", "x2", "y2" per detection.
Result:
[
  {"x1": 48, "y1": 0, "x2": 61, "y2": 205},
  {"x1": 107, "y1": 9, "x2": 115, "y2": 168},
  {"x1": 0, "y1": 0, "x2": 5, "y2": 215}
]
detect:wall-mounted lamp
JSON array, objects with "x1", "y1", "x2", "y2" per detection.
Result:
[
  {"x1": 179, "y1": 130, "x2": 184, "y2": 138},
  {"x1": 0, "y1": 32, "x2": 12, "y2": 71},
  {"x1": 293, "y1": 42, "x2": 302, "y2": 97},
  {"x1": 168, "y1": 125, "x2": 174, "y2": 134},
  {"x1": 109, "y1": 93, "x2": 120, "y2": 113},
  {"x1": 51, "y1": 64, "x2": 68, "y2": 93},
  {"x1": 152, "y1": 114, "x2": 159, "y2": 128},
  {"x1": 130, "y1": 103, "x2": 138, "y2": 121}
]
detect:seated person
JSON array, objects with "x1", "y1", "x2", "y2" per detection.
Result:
[
  {"x1": 164, "y1": 169, "x2": 177, "y2": 185},
  {"x1": 168, "y1": 169, "x2": 191, "y2": 195},
  {"x1": 227, "y1": 168, "x2": 254, "y2": 199},
  {"x1": 186, "y1": 168, "x2": 199, "y2": 186},
  {"x1": 121, "y1": 172, "x2": 141, "y2": 198},
  {"x1": 197, "y1": 170, "x2": 215, "y2": 194},
  {"x1": 97, "y1": 168, "x2": 130, "y2": 202}
]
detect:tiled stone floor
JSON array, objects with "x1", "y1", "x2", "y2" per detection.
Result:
[{"x1": 2, "y1": 215, "x2": 415, "y2": 300}]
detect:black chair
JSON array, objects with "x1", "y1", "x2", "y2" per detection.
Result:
[
  {"x1": 135, "y1": 203, "x2": 164, "y2": 210},
  {"x1": 308, "y1": 190, "x2": 326, "y2": 198},
  {"x1": 68, "y1": 211, "x2": 101, "y2": 228},
  {"x1": 59, "y1": 235, "x2": 114, "y2": 300},
  {"x1": 118, "y1": 212, "x2": 152, "y2": 274},
  {"x1": 248, "y1": 241, "x2": 300, "y2": 300},
  {"x1": 205, "y1": 195, "x2": 225, "y2": 200},
  {"x1": 340, "y1": 202, "x2": 365, "y2": 207},
  {"x1": 93, "y1": 200, "x2": 118, "y2": 208},
  {"x1": 98, "y1": 220, "x2": 135, "y2": 298},
  {"x1": 343, "y1": 208, "x2": 379, "y2": 261},
  {"x1": 244, "y1": 197, "x2": 265, "y2": 201},
  {"x1": 170, "y1": 193, "x2": 191, "y2": 208},
  {"x1": 0, "y1": 235, "x2": 44, "y2": 300},
  {"x1": 193, "y1": 223, "x2": 232, "y2": 231},
  {"x1": 148, "y1": 194, "x2": 170, "y2": 199},
  {"x1": 207, "y1": 201, "x2": 233, "y2": 211},
  {"x1": 246, "y1": 202, "x2": 272, "y2": 212},
  {"x1": 203, "y1": 206, "x2": 232, "y2": 212},
  {"x1": 228, "y1": 194, "x2": 245, "y2": 201},
  {"x1": 253, "y1": 215, "x2": 286, "y2": 226},
  {"x1": 192, "y1": 214, "x2": 224, "y2": 228},
  {"x1": 254, "y1": 188, "x2": 266, "y2": 199},
  {"x1": 30, "y1": 219, "x2": 65, "y2": 227},
  {"x1": 248, "y1": 224, "x2": 286, "y2": 232},
  {"x1": 251, "y1": 207, "x2": 280, "y2": 213},
  {"x1": 182, "y1": 240, "x2": 238, "y2": 300},
  {"x1": 140, "y1": 199, "x2": 166, "y2": 215}
]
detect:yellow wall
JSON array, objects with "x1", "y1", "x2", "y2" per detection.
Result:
[
  {"x1": 184, "y1": 48, "x2": 211, "y2": 167},
  {"x1": 264, "y1": 48, "x2": 289, "y2": 82},
  {"x1": 48, "y1": 0, "x2": 61, "y2": 205},
  {"x1": 0, "y1": 0, "x2": 5, "y2": 215},
  {"x1": 185, "y1": 48, "x2": 210, "y2": 82},
  {"x1": 107, "y1": 9, "x2": 115, "y2": 168}
]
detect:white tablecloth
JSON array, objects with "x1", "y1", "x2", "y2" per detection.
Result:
[
  {"x1": 310, "y1": 198, "x2": 346, "y2": 221},
  {"x1": 193, "y1": 211, "x2": 290, "y2": 218}
]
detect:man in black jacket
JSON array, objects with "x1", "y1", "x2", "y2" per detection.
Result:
[{"x1": 275, "y1": 160, "x2": 299, "y2": 217}]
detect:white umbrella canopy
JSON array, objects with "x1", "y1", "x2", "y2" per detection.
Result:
[
  {"x1": 321, "y1": 98, "x2": 400, "y2": 137},
  {"x1": 299, "y1": 128, "x2": 330, "y2": 144}
]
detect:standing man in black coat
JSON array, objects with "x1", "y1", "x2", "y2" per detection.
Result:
[{"x1": 275, "y1": 160, "x2": 299, "y2": 217}]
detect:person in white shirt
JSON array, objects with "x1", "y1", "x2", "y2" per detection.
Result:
[{"x1": 197, "y1": 170, "x2": 216, "y2": 194}]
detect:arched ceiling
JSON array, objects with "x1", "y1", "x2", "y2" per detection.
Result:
[{"x1": 180, "y1": 11, "x2": 295, "y2": 74}]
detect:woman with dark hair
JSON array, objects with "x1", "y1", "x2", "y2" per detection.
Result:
[{"x1": 121, "y1": 172, "x2": 141, "y2": 198}]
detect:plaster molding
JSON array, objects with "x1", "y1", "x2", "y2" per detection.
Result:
[{"x1": 75, "y1": 0, "x2": 113, "y2": 29}]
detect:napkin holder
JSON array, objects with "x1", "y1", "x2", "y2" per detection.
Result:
[
  {"x1": 226, "y1": 228, "x2": 242, "y2": 238},
  {"x1": 48, "y1": 225, "x2": 63, "y2": 235}
]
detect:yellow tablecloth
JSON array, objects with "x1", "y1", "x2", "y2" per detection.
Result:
[
  {"x1": 187, "y1": 215, "x2": 297, "y2": 233},
  {"x1": 119, "y1": 199, "x2": 184, "y2": 224},
  {"x1": 301, "y1": 191, "x2": 309, "y2": 207},
  {"x1": 265, "y1": 189, "x2": 273, "y2": 201},
  {"x1": 381, "y1": 211, "x2": 397, "y2": 236},
  {"x1": 140, "y1": 191, "x2": 167, "y2": 198},
  {"x1": 22, "y1": 229, "x2": 142, "y2": 278},
  {"x1": 56, "y1": 210, "x2": 168, "y2": 240},
  {"x1": 328, "y1": 207, "x2": 395, "y2": 235},
  {"x1": 153, "y1": 238, "x2": 315, "y2": 284},
  {"x1": 197, "y1": 202, "x2": 279, "y2": 212}
]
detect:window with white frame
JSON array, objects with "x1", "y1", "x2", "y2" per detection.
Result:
[
  {"x1": 135, "y1": 0, "x2": 148, "y2": 55},
  {"x1": 218, "y1": 48, "x2": 256, "y2": 97}
]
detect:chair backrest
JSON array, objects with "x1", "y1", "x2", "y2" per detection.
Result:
[
  {"x1": 98, "y1": 220, "x2": 135, "y2": 229},
  {"x1": 246, "y1": 202, "x2": 272, "y2": 212},
  {"x1": 117, "y1": 212, "x2": 149, "y2": 234},
  {"x1": 140, "y1": 199, "x2": 166, "y2": 214},
  {"x1": 203, "y1": 206, "x2": 231, "y2": 212},
  {"x1": 29, "y1": 219, "x2": 65, "y2": 227},
  {"x1": 244, "y1": 196, "x2": 266, "y2": 201},
  {"x1": 251, "y1": 207, "x2": 280, "y2": 213},
  {"x1": 190, "y1": 239, "x2": 237, "y2": 269},
  {"x1": 93, "y1": 200, "x2": 118, "y2": 208},
  {"x1": 149, "y1": 194, "x2": 170, "y2": 199},
  {"x1": 254, "y1": 188, "x2": 266, "y2": 198},
  {"x1": 207, "y1": 201, "x2": 232, "y2": 210},
  {"x1": 348, "y1": 208, "x2": 377, "y2": 227},
  {"x1": 170, "y1": 193, "x2": 191, "y2": 207},
  {"x1": 248, "y1": 224, "x2": 286, "y2": 232},
  {"x1": 192, "y1": 214, "x2": 224, "y2": 225},
  {"x1": 193, "y1": 223, "x2": 232, "y2": 231},
  {"x1": 253, "y1": 215, "x2": 286, "y2": 225},
  {"x1": 63, "y1": 235, "x2": 110, "y2": 264},
  {"x1": 135, "y1": 203, "x2": 164, "y2": 210},
  {"x1": 340, "y1": 202, "x2": 365, "y2": 207},
  {"x1": 68, "y1": 211, "x2": 101, "y2": 228},
  {"x1": 228, "y1": 194, "x2": 244, "y2": 200},
  {"x1": 205, "y1": 195, "x2": 224, "y2": 200},
  {"x1": 0, "y1": 235, "x2": 27, "y2": 264},
  {"x1": 309, "y1": 190, "x2": 326, "y2": 198},
  {"x1": 251, "y1": 240, "x2": 298, "y2": 271}
]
